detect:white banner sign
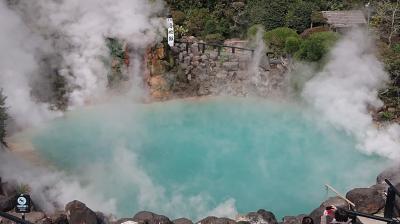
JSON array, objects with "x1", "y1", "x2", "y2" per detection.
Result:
[{"x1": 167, "y1": 17, "x2": 174, "y2": 47}]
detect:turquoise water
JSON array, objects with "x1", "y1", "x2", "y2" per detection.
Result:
[{"x1": 31, "y1": 97, "x2": 386, "y2": 219}]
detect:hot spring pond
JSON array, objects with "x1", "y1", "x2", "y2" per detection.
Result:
[{"x1": 30, "y1": 97, "x2": 386, "y2": 219}]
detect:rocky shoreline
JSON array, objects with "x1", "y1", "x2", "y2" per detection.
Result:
[{"x1": 1, "y1": 153, "x2": 399, "y2": 224}]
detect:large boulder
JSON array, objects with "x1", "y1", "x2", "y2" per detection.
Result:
[
  {"x1": 196, "y1": 216, "x2": 236, "y2": 224},
  {"x1": 346, "y1": 188, "x2": 385, "y2": 214},
  {"x1": 241, "y1": 209, "x2": 277, "y2": 224},
  {"x1": 282, "y1": 215, "x2": 307, "y2": 224},
  {"x1": 377, "y1": 165, "x2": 400, "y2": 185},
  {"x1": 133, "y1": 211, "x2": 173, "y2": 224},
  {"x1": 173, "y1": 218, "x2": 193, "y2": 224},
  {"x1": 309, "y1": 196, "x2": 349, "y2": 224},
  {"x1": 65, "y1": 200, "x2": 98, "y2": 224}
]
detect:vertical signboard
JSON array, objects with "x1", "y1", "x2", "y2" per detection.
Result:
[{"x1": 167, "y1": 17, "x2": 174, "y2": 47}]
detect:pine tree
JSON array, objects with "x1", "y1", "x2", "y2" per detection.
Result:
[{"x1": 0, "y1": 89, "x2": 8, "y2": 145}]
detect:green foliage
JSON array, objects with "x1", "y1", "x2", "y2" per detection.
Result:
[
  {"x1": 380, "y1": 111, "x2": 395, "y2": 121},
  {"x1": 285, "y1": 36, "x2": 302, "y2": 54},
  {"x1": 245, "y1": 0, "x2": 290, "y2": 31},
  {"x1": 184, "y1": 8, "x2": 210, "y2": 36},
  {"x1": 370, "y1": 1, "x2": 400, "y2": 46},
  {"x1": 0, "y1": 89, "x2": 7, "y2": 145},
  {"x1": 171, "y1": 10, "x2": 186, "y2": 25},
  {"x1": 381, "y1": 43, "x2": 400, "y2": 85},
  {"x1": 106, "y1": 38, "x2": 126, "y2": 88},
  {"x1": 285, "y1": 1, "x2": 317, "y2": 33},
  {"x1": 295, "y1": 31, "x2": 339, "y2": 61},
  {"x1": 393, "y1": 43, "x2": 400, "y2": 53},
  {"x1": 264, "y1": 27, "x2": 299, "y2": 55},
  {"x1": 52, "y1": 73, "x2": 68, "y2": 111}
]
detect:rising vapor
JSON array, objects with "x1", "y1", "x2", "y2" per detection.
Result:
[{"x1": 303, "y1": 30, "x2": 400, "y2": 159}]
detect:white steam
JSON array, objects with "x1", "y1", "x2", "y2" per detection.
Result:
[
  {"x1": 0, "y1": 0, "x2": 60, "y2": 128},
  {"x1": 0, "y1": 150, "x2": 117, "y2": 214},
  {"x1": 80, "y1": 146, "x2": 238, "y2": 219},
  {"x1": 10, "y1": 0, "x2": 165, "y2": 106},
  {"x1": 303, "y1": 30, "x2": 400, "y2": 159}
]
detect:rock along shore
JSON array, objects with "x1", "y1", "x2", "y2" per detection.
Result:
[{"x1": 1, "y1": 159, "x2": 399, "y2": 224}]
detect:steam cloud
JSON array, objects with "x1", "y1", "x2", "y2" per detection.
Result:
[
  {"x1": 302, "y1": 30, "x2": 400, "y2": 160},
  {"x1": 0, "y1": 0, "x2": 166, "y2": 128},
  {"x1": 0, "y1": 0, "x2": 61, "y2": 128}
]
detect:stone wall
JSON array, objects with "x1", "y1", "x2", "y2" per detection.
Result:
[{"x1": 146, "y1": 37, "x2": 289, "y2": 100}]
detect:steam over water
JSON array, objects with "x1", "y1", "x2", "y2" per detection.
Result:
[{"x1": 29, "y1": 97, "x2": 387, "y2": 219}]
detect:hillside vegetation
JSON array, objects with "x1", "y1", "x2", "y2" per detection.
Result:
[{"x1": 167, "y1": 0, "x2": 400, "y2": 121}]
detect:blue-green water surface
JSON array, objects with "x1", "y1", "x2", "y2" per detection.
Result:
[{"x1": 31, "y1": 97, "x2": 386, "y2": 219}]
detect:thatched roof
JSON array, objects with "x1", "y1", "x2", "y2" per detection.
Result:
[{"x1": 321, "y1": 10, "x2": 367, "y2": 28}]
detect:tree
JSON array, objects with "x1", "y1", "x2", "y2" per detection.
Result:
[
  {"x1": 245, "y1": 0, "x2": 290, "y2": 31},
  {"x1": 0, "y1": 89, "x2": 8, "y2": 145},
  {"x1": 286, "y1": 1, "x2": 318, "y2": 33},
  {"x1": 264, "y1": 27, "x2": 299, "y2": 55},
  {"x1": 295, "y1": 31, "x2": 339, "y2": 61},
  {"x1": 372, "y1": 0, "x2": 400, "y2": 47}
]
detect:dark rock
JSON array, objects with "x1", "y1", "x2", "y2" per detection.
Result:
[
  {"x1": 65, "y1": 200, "x2": 98, "y2": 224},
  {"x1": 173, "y1": 218, "x2": 193, "y2": 224},
  {"x1": 196, "y1": 216, "x2": 235, "y2": 224},
  {"x1": 38, "y1": 217, "x2": 54, "y2": 224},
  {"x1": 377, "y1": 165, "x2": 400, "y2": 185},
  {"x1": 309, "y1": 196, "x2": 349, "y2": 224},
  {"x1": 346, "y1": 188, "x2": 385, "y2": 214},
  {"x1": 96, "y1": 212, "x2": 110, "y2": 224},
  {"x1": 52, "y1": 213, "x2": 69, "y2": 224},
  {"x1": 282, "y1": 215, "x2": 307, "y2": 224},
  {"x1": 133, "y1": 211, "x2": 173, "y2": 224},
  {"x1": 0, "y1": 195, "x2": 16, "y2": 212}
]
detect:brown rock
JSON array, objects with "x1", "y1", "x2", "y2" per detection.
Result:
[
  {"x1": 346, "y1": 188, "x2": 385, "y2": 214},
  {"x1": 282, "y1": 215, "x2": 307, "y2": 224},
  {"x1": 65, "y1": 200, "x2": 98, "y2": 224},
  {"x1": 196, "y1": 216, "x2": 235, "y2": 224},
  {"x1": 133, "y1": 211, "x2": 173, "y2": 224},
  {"x1": 173, "y1": 218, "x2": 193, "y2": 224}
]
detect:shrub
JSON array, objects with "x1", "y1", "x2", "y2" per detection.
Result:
[
  {"x1": 285, "y1": 36, "x2": 302, "y2": 54},
  {"x1": 184, "y1": 8, "x2": 210, "y2": 36},
  {"x1": 264, "y1": 27, "x2": 299, "y2": 55},
  {"x1": 171, "y1": 10, "x2": 186, "y2": 25},
  {"x1": 295, "y1": 31, "x2": 339, "y2": 61}
]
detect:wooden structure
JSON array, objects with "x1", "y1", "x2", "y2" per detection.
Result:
[{"x1": 321, "y1": 10, "x2": 367, "y2": 32}]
